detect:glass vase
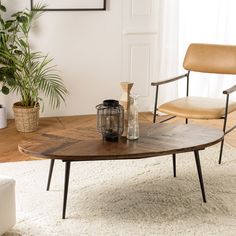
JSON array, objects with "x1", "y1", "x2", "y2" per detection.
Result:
[{"x1": 127, "y1": 94, "x2": 139, "y2": 140}]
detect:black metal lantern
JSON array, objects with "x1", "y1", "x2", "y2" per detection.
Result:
[{"x1": 96, "y1": 100, "x2": 124, "y2": 142}]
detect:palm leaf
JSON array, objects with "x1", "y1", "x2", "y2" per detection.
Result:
[{"x1": 0, "y1": 4, "x2": 68, "y2": 108}]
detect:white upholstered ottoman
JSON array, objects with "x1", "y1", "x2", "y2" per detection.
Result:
[{"x1": 0, "y1": 176, "x2": 16, "y2": 235}]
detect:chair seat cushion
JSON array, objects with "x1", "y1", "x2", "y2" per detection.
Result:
[{"x1": 159, "y1": 96, "x2": 236, "y2": 119}]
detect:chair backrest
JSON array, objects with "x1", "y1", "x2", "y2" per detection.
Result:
[{"x1": 183, "y1": 43, "x2": 236, "y2": 74}]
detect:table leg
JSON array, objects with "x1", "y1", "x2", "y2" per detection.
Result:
[
  {"x1": 172, "y1": 154, "x2": 176, "y2": 177},
  {"x1": 46, "y1": 159, "x2": 55, "y2": 191},
  {"x1": 194, "y1": 150, "x2": 206, "y2": 203},
  {"x1": 62, "y1": 161, "x2": 71, "y2": 219},
  {"x1": 218, "y1": 138, "x2": 224, "y2": 164}
]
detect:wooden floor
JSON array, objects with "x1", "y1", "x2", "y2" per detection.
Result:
[{"x1": 0, "y1": 112, "x2": 236, "y2": 163}]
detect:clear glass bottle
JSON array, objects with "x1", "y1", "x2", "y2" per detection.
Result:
[{"x1": 127, "y1": 94, "x2": 139, "y2": 140}]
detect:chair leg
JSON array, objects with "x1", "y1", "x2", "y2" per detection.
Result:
[
  {"x1": 185, "y1": 118, "x2": 188, "y2": 124},
  {"x1": 172, "y1": 154, "x2": 176, "y2": 177},
  {"x1": 219, "y1": 94, "x2": 229, "y2": 164},
  {"x1": 218, "y1": 138, "x2": 224, "y2": 164},
  {"x1": 46, "y1": 159, "x2": 55, "y2": 191},
  {"x1": 153, "y1": 86, "x2": 159, "y2": 123},
  {"x1": 194, "y1": 150, "x2": 206, "y2": 203}
]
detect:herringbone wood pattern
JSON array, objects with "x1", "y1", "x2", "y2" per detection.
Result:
[{"x1": 0, "y1": 112, "x2": 236, "y2": 162}]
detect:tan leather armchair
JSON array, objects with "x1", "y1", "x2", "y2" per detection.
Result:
[{"x1": 152, "y1": 43, "x2": 236, "y2": 164}]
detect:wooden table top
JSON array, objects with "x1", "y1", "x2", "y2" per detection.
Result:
[{"x1": 18, "y1": 123, "x2": 223, "y2": 161}]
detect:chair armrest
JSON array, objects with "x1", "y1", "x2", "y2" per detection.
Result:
[
  {"x1": 223, "y1": 84, "x2": 236, "y2": 95},
  {"x1": 151, "y1": 73, "x2": 188, "y2": 86}
]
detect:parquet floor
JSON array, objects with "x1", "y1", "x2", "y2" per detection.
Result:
[{"x1": 0, "y1": 112, "x2": 236, "y2": 162}]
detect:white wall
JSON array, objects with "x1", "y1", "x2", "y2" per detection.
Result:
[{"x1": 1, "y1": 0, "x2": 123, "y2": 118}]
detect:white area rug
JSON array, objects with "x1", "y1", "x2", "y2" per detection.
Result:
[{"x1": 1, "y1": 144, "x2": 236, "y2": 236}]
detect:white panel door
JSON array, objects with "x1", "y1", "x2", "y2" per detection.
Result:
[{"x1": 122, "y1": 0, "x2": 158, "y2": 111}]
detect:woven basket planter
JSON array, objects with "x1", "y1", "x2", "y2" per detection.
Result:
[{"x1": 13, "y1": 102, "x2": 40, "y2": 132}]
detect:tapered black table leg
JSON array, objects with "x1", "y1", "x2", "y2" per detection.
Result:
[
  {"x1": 194, "y1": 150, "x2": 206, "y2": 203},
  {"x1": 62, "y1": 161, "x2": 71, "y2": 219},
  {"x1": 218, "y1": 139, "x2": 224, "y2": 164},
  {"x1": 46, "y1": 159, "x2": 55, "y2": 191},
  {"x1": 172, "y1": 154, "x2": 176, "y2": 177}
]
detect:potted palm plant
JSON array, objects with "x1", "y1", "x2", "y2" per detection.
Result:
[{"x1": 0, "y1": 3, "x2": 68, "y2": 132}]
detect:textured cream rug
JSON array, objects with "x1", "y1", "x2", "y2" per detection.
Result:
[{"x1": 1, "y1": 143, "x2": 236, "y2": 236}]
